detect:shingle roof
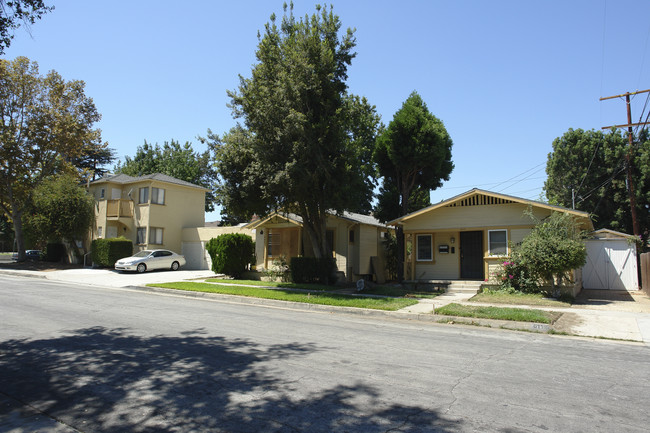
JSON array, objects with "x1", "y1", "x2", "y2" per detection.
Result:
[
  {"x1": 246, "y1": 209, "x2": 386, "y2": 229},
  {"x1": 90, "y1": 173, "x2": 208, "y2": 190}
]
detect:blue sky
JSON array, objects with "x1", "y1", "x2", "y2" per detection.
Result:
[{"x1": 4, "y1": 0, "x2": 650, "y2": 222}]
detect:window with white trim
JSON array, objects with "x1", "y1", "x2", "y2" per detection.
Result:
[
  {"x1": 416, "y1": 234, "x2": 433, "y2": 261},
  {"x1": 151, "y1": 187, "x2": 165, "y2": 205},
  {"x1": 97, "y1": 226, "x2": 103, "y2": 238},
  {"x1": 149, "y1": 227, "x2": 163, "y2": 244},
  {"x1": 488, "y1": 230, "x2": 508, "y2": 256}
]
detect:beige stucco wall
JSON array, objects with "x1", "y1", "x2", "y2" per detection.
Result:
[
  {"x1": 88, "y1": 180, "x2": 206, "y2": 254},
  {"x1": 402, "y1": 201, "x2": 591, "y2": 281}
]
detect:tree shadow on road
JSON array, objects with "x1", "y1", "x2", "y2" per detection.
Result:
[{"x1": 0, "y1": 327, "x2": 459, "y2": 432}]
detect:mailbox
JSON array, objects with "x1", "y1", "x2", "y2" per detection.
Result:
[{"x1": 438, "y1": 244, "x2": 449, "y2": 254}]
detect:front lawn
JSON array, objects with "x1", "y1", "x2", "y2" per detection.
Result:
[
  {"x1": 207, "y1": 279, "x2": 443, "y2": 299},
  {"x1": 149, "y1": 281, "x2": 418, "y2": 311},
  {"x1": 436, "y1": 303, "x2": 560, "y2": 323},
  {"x1": 207, "y1": 278, "x2": 332, "y2": 291},
  {"x1": 470, "y1": 290, "x2": 573, "y2": 307}
]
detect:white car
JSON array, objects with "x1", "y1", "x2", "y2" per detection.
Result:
[{"x1": 115, "y1": 249, "x2": 186, "y2": 273}]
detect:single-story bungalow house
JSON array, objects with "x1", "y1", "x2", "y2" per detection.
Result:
[
  {"x1": 244, "y1": 210, "x2": 389, "y2": 282},
  {"x1": 388, "y1": 189, "x2": 594, "y2": 290}
]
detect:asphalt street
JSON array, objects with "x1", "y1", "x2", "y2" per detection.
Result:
[{"x1": 1, "y1": 275, "x2": 648, "y2": 432}]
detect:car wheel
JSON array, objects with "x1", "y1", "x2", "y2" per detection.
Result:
[
  {"x1": 171, "y1": 261, "x2": 180, "y2": 271},
  {"x1": 137, "y1": 263, "x2": 146, "y2": 273}
]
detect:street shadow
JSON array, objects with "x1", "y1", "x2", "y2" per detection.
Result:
[{"x1": 0, "y1": 327, "x2": 458, "y2": 432}]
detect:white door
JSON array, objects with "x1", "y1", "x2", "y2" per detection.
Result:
[
  {"x1": 583, "y1": 240, "x2": 638, "y2": 290},
  {"x1": 182, "y1": 242, "x2": 208, "y2": 270}
]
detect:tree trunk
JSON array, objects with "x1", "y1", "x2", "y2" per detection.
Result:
[
  {"x1": 396, "y1": 183, "x2": 411, "y2": 282},
  {"x1": 12, "y1": 207, "x2": 25, "y2": 261}
]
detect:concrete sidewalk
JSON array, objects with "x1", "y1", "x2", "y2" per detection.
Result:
[
  {"x1": 399, "y1": 290, "x2": 650, "y2": 343},
  {"x1": 3, "y1": 267, "x2": 650, "y2": 344}
]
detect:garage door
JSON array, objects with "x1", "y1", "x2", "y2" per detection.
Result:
[
  {"x1": 582, "y1": 240, "x2": 638, "y2": 290},
  {"x1": 181, "y1": 242, "x2": 209, "y2": 270}
]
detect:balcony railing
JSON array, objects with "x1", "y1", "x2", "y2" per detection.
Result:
[{"x1": 106, "y1": 199, "x2": 133, "y2": 217}]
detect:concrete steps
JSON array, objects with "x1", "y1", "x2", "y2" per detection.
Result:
[{"x1": 402, "y1": 280, "x2": 483, "y2": 294}]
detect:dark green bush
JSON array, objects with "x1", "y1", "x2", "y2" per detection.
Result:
[
  {"x1": 290, "y1": 257, "x2": 337, "y2": 285},
  {"x1": 206, "y1": 233, "x2": 255, "y2": 278},
  {"x1": 45, "y1": 242, "x2": 66, "y2": 262},
  {"x1": 91, "y1": 237, "x2": 133, "y2": 267}
]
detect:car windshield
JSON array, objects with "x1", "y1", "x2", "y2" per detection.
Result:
[{"x1": 133, "y1": 250, "x2": 153, "y2": 258}]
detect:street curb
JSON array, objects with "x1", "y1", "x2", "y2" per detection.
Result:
[
  {"x1": 131, "y1": 284, "x2": 554, "y2": 334},
  {"x1": 0, "y1": 270, "x2": 47, "y2": 279}
]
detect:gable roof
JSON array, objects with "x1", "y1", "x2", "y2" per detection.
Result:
[
  {"x1": 90, "y1": 173, "x2": 209, "y2": 191},
  {"x1": 245, "y1": 210, "x2": 385, "y2": 229},
  {"x1": 388, "y1": 188, "x2": 592, "y2": 225}
]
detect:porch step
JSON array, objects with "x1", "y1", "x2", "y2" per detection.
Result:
[
  {"x1": 445, "y1": 281, "x2": 483, "y2": 294},
  {"x1": 403, "y1": 280, "x2": 483, "y2": 294}
]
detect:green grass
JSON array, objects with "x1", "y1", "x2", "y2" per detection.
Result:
[
  {"x1": 207, "y1": 279, "x2": 442, "y2": 299},
  {"x1": 470, "y1": 291, "x2": 572, "y2": 307},
  {"x1": 436, "y1": 303, "x2": 560, "y2": 323},
  {"x1": 149, "y1": 281, "x2": 418, "y2": 311},
  {"x1": 206, "y1": 278, "x2": 332, "y2": 291}
]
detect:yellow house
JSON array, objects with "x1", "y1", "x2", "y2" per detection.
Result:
[
  {"x1": 388, "y1": 189, "x2": 593, "y2": 283},
  {"x1": 87, "y1": 173, "x2": 208, "y2": 255},
  {"x1": 245, "y1": 211, "x2": 389, "y2": 281}
]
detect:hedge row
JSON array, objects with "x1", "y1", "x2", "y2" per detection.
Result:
[
  {"x1": 91, "y1": 237, "x2": 133, "y2": 267},
  {"x1": 290, "y1": 257, "x2": 336, "y2": 284}
]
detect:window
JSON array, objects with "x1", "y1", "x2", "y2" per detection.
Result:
[
  {"x1": 149, "y1": 227, "x2": 163, "y2": 244},
  {"x1": 97, "y1": 226, "x2": 103, "y2": 238},
  {"x1": 416, "y1": 234, "x2": 433, "y2": 261},
  {"x1": 267, "y1": 231, "x2": 281, "y2": 257},
  {"x1": 139, "y1": 187, "x2": 149, "y2": 204},
  {"x1": 151, "y1": 187, "x2": 165, "y2": 205},
  {"x1": 99, "y1": 188, "x2": 105, "y2": 199},
  {"x1": 136, "y1": 228, "x2": 146, "y2": 244},
  {"x1": 488, "y1": 230, "x2": 508, "y2": 256},
  {"x1": 349, "y1": 230, "x2": 355, "y2": 243}
]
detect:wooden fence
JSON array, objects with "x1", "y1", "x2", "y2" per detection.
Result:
[{"x1": 642, "y1": 253, "x2": 650, "y2": 294}]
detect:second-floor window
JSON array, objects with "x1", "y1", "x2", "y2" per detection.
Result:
[
  {"x1": 139, "y1": 187, "x2": 149, "y2": 204},
  {"x1": 151, "y1": 187, "x2": 165, "y2": 205},
  {"x1": 149, "y1": 227, "x2": 163, "y2": 244}
]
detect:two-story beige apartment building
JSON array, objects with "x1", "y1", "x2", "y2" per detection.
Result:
[{"x1": 87, "y1": 173, "x2": 208, "y2": 255}]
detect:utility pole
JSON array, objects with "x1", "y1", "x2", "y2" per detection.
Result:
[{"x1": 600, "y1": 89, "x2": 650, "y2": 237}]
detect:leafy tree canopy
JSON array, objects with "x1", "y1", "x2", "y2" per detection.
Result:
[
  {"x1": 544, "y1": 128, "x2": 649, "y2": 242},
  {"x1": 373, "y1": 90, "x2": 453, "y2": 280},
  {"x1": 0, "y1": 56, "x2": 103, "y2": 260},
  {"x1": 373, "y1": 177, "x2": 430, "y2": 224},
  {"x1": 24, "y1": 173, "x2": 95, "y2": 258},
  {"x1": 0, "y1": 0, "x2": 53, "y2": 54},
  {"x1": 216, "y1": 3, "x2": 381, "y2": 256},
  {"x1": 115, "y1": 140, "x2": 218, "y2": 212}
]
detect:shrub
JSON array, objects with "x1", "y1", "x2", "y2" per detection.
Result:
[
  {"x1": 91, "y1": 237, "x2": 133, "y2": 267},
  {"x1": 496, "y1": 260, "x2": 538, "y2": 293},
  {"x1": 290, "y1": 257, "x2": 337, "y2": 284},
  {"x1": 206, "y1": 233, "x2": 255, "y2": 278},
  {"x1": 265, "y1": 255, "x2": 290, "y2": 282},
  {"x1": 45, "y1": 242, "x2": 66, "y2": 262},
  {"x1": 514, "y1": 211, "x2": 587, "y2": 294}
]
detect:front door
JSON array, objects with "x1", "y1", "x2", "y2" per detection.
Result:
[{"x1": 460, "y1": 231, "x2": 484, "y2": 280}]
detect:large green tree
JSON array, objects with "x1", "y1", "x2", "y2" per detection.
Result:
[
  {"x1": 24, "y1": 173, "x2": 95, "y2": 258},
  {"x1": 217, "y1": 4, "x2": 380, "y2": 256},
  {"x1": 115, "y1": 140, "x2": 218, "y2": 212},
  {"x1": 0, "y1": 57, "x2": 103, "y2": 260},
  {"x1": 0, "y1": 0, "x2": 53, "y2": 54},
  {"x1": 544, "y1": 128, "x2": 649, "y2": 243},
  {"x1": 373, "y1": 91, "x2": 454, "y2": 280}
]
